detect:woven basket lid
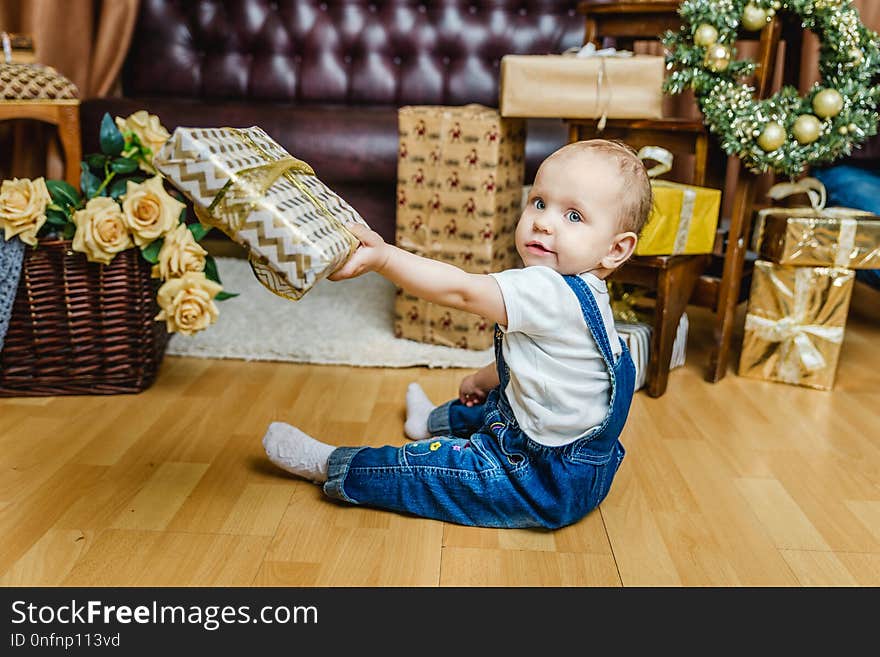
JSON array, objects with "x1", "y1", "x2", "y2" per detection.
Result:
[{"x1": 0, "y1": 62, "x2": 79, "y2": 101}]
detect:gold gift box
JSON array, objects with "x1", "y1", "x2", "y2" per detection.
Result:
[
  {"x1": 499, "y1": 54, "x2": 664, "y2": 120},
  {"x1": 753, "y1": 208, "x2": 880, "y2": 269},
  {"x1": 394, "y1": 104, "x2": 525, "y2": 350},
  {"x1": 153, "y1": 126, "x2": 367, "y2": 300},
  {"x1": 738, "y1": 260, "x2": 854, "y2": 391},
  {"x1": 635, "y1": 180, "x2": 721, "y2": 256}
]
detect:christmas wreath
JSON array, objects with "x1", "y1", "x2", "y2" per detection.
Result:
[{"x1": 663, "y1": 0, "x2": 880, "y2": 178}]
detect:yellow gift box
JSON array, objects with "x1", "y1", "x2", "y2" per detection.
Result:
[
  {"x1": 738, "y1": 260, "x2": 854, "y2": 391},
  {"x1": 634, "y1": 146, "x2": 721, "y2": 256}
]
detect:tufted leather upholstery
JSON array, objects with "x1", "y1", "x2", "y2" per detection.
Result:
[{"x1": 82, "y1": 0, "x2": 585, "y2": 240}]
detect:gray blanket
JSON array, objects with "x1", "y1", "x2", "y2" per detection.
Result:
[{"x1": 0, "y1": 236, "x2": 25, "y2": 353}]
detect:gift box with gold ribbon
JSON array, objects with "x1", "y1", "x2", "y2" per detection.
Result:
[
  {"x1": 752, "y1": 177, "x2": 880, "y2": 269},
  {"x1": 634, "y1": 147, "x2": 721, "y2": 256},
  {"x1": 394, "y1": 104, "x2": 525, "y2": 350},
  {"x1": 738, "y1": 260, "x2": 854, "y2": 391},
  {"x1": 153, "y1": 126, "x2": 368, "y2": 301},
  {"x1": 499, "y1": 45, "x2": 664, "y2": 125}
]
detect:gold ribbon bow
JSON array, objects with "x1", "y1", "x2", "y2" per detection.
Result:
[{"x1": 744, "y1": 267, "x2": 844, "y2": 384}]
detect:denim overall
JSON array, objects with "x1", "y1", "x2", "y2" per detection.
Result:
[{"x1": 324, "y1": 274, "x2": 636, "y2": 529}]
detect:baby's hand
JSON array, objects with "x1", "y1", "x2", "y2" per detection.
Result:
[
  {"x1": 328, "y1": 223, "x2": 390, "y2": 281},
  {"x1": 459, "y1": 373, "x2": 489, "y2": 407}
]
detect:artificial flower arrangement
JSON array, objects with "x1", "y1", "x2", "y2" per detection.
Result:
[{"x1": 0, "y1": 110, "x2": 235, "y2": 335}]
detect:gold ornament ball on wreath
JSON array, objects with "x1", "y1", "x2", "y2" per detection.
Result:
[
  {"x1": 792, "y1": 114, "x2": 822, "y2": 144},
  {"x1": 812, "y1": 89, "x2": 844, "y2": 119},
  {"x1": 742, "y1": 3, "x2": 768, "y2": 31},
  {"x1": 705, "y1": 44, "x2": 731, "y2": 72},
  {"x1": 757, "y1": 122, "x2": 787, "y2": 151},
  {"x1": 694, "y1": 23, "x2": 719, "y2": 47}
]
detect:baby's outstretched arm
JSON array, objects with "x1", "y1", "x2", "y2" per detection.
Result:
[{"x1": 330, "y1": 223, "x2": 507, "y2": 326}]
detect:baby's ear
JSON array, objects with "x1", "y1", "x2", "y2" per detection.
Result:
[{"x1": 601, "y1": 231, "x2": 638, "y2": 270}]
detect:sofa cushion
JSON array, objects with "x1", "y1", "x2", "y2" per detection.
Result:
[{"x1": 123, "y1": 1, "x2": 584, "y2": 106}]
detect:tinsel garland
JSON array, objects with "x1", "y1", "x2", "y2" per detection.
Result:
[{"x1": 663, "y1": 0, "x2": 880, "y2": 178}]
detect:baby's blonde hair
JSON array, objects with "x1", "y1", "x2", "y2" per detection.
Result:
[{"x1": 551, "y1": 139, "x2": 653, "y2": 236}]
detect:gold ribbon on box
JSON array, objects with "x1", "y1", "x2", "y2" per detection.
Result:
[
  {"x1": 740, "y1": 262, "x2": 853, "y2": 389},
  {"x1": 564, "y1": 44, "x2": 635, "y2": 131},
  {"x1": 192, "y1": 128, "x2": 359, "y2": 301},
  {"x1": 753, "y1": 177, "x2": 877, "y2": 269},
  {"x1": 636, "y1": 146, "x2": 712, "y2": 255}
]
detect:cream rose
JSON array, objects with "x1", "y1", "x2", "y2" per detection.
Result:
[
  {"x1": 0, "y1": 177, "x2": 51, "y2": 246},
  {"x1": 151, "y1": 222, "x2": 208, "y2": 279},
  {"x1": 121, "y1": 175, "x2": 185, "y2": 247},
  {"x1": 72, "y1": 197, "x2": 133, "y2": 265},
  {"x1": 155, "y1": 271, "x2": 222, "y2": 335},
  {"x1": 115, "y1": 110, "x2": 170, "y2": 173}
]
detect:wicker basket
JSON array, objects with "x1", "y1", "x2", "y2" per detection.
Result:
[{"x1": 0, "y1": 239, "x2": 170, "y2": 396}]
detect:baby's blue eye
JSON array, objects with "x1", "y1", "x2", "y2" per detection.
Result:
[
  {"x1": 566, "y1": 210, "x2": 582, "y2": 223},
  {"x1": 533, "y1": 198, "x2": 545, "y2": 210}
]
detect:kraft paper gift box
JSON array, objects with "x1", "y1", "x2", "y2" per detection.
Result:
[
  {"x1": 394, "y1": 104, "x2": 525, "y2": 350},
  {"x1": 153, "y1": 126, "x2": 368, "y2": 300},
  {"x1": 634, "y1": 146, "x2": 722, "y2": 256},
  {"x1": 738, "y1": 260, "x2": 855, "y2": 391},
  {"x1": 751, "y1": 179, "x2": 879, "y2": 269},
  {"x1": 499, "y1": 50, "x2": 664, "y2": 122}
]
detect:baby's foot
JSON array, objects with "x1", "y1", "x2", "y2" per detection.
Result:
[
  {"x1": 262, "y1": 422, "x2": 335, "y2": 483},
  {"x1": 404, "y1": 382, "x2": 435, "y2": 441}
]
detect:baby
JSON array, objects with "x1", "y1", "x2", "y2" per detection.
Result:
[{"x1": 262, "y1": 139, "x2": 652, "y2": 529}]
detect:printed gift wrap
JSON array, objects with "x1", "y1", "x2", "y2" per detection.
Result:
[
  {"x1": 738, "y1": 261, "x2": 855, "y2": 391},
  {"x1": 153, "y1": 126, "x2": 367, "y2": 300},
  {"x1": 394, "y1": 104, "x2": 525, "y2": 350},
  {"x1": 635, "y1": 146, "x2": 721, "y2": 256},
  {"x1": 752, "y1": 179, "x2": 880, "y2": 269}
]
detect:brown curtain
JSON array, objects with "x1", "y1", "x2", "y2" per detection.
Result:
[{"x1": 0, "y1": 0, "x2": 139, "y2": 180}]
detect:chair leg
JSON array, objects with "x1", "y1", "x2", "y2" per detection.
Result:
[
  {"x1": 647, "y1": 256, "x2": 709, "y2": 397},
  {"x1": 55, "y1": 104, "x2": 82, "y2": 188},
  {"x1": 706, "y1": 171, "x2": 757, "y2": 383}
]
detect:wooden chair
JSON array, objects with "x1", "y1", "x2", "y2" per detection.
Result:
[
  {"x1": 566, "y1": 1, "x2": 785, "y2": 396},
  {"x1": 0, "y1": 32, "x2": 81, "y2": 187}
]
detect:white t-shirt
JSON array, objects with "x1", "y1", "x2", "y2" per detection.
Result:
[{"x1": 489, "y1": 266, "x2": 622, "y2": 447}]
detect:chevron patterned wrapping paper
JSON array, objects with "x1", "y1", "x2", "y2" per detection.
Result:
[{"x1": 153, "y1": 126, "x2": 368, "y2": 300}]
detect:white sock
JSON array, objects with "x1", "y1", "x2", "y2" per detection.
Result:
[
  {"x1": 404, "y1": 382, "x2": 436, "y2": 441},
  {"x1": 262, "y1": 422, "x2": 335, "y2": 483}
]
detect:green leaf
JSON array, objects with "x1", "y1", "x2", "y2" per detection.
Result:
[
  {"x1": 204, "y1": 255, "x2": 221, "y2": 284},
  {"x1": 215, "y1": 291, "x2": 238, "y2": 301},
  {"x1": 99, "y1": 112, "x2": 125, "y2": 156},
  {"x1": 61, "y1": 223, "x2": 76, "y2": 240},
  {"x1": 46, "y1": 208, "x2": 69, "y2": 226},
  {"x1": 140, "y1": 239, "x2": 163, "y2": 264},
  {"x1": 108, "y1": 177, "x2": 130, "y2": 200},
  {"x1": 187, "y1": 222, "x2": 211, "y2": 242},
  {"x1": 86, "y1": 153, "x2": 107, "y2": 171},
  {"x1": 80, "y1": 164, "x2": 103, "y2": 198},
  {"x1": 46, "y1": 179, "x2": 81, "y2": 209},
  {"x1": 110, "y1": 157, "x2": 138, "y2": 174}
]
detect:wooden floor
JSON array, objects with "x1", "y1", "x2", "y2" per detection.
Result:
[{"x1": 1, "y1": 283, "x2": 879, "y2": 587}]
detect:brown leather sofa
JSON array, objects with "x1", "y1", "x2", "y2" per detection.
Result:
[{"x1": 81, "y1": 0, "x2": 585, "y2": 241}]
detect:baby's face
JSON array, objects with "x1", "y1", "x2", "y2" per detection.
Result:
[{"x1": 516, "y1": 149, "x2": 629, "y2": 276}]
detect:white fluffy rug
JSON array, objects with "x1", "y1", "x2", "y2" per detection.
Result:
[{"x1": 166, "y1": 257, "x2": 493, "y2": 368}]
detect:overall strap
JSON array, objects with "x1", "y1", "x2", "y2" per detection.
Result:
[{"x1": 563, "y1": 274, "x2": 616, "y2": 369}]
